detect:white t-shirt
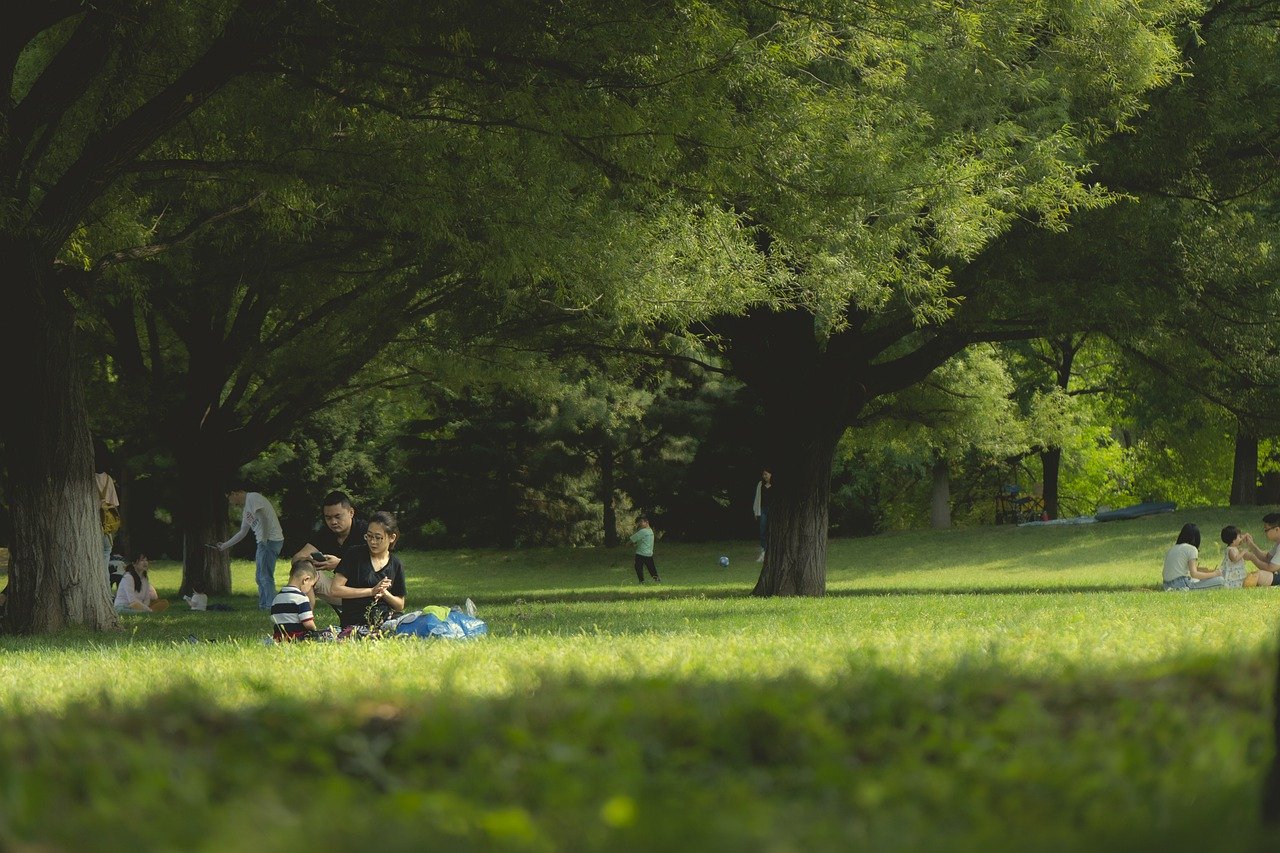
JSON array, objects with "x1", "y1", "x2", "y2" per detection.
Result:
[
  {"x1": 114, "y1": 574, "x2": 157, "y2": 610},
  {"x1": 221, "y1": 492, "x2": 284, "y2": 549},
  {"x1": 1162, "y1": 542, "x2": 1198, "y2": 583},
  {"x1": 95, "y1": 472, "x2": 119, "y2": 508}
]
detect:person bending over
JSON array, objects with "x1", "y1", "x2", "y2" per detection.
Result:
[{"x1": 211, "y1": 485, "x2": 285, "y2": 611}]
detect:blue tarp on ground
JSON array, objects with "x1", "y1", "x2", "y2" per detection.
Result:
[{"x1": 1093, "y1": 501, "x2": 1177, "y2": 522}]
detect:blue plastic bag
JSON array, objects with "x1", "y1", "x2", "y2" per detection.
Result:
[{"x1": 394, "y1": 609, "x2": 487, "y2": 639}]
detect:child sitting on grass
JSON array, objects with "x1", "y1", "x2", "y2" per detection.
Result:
[
  {"x1": 113, "y1": 554, "x2": 169, "y2": 612},
  {"x1": 1219, "y1": 525, "x2": 1269, "y2": 588},
  {"x1": 271, "y1": 560, "x2": 318, "y2": 642}
]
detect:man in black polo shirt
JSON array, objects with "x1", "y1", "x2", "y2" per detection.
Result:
[{"x1": 291, "y1": 491, "x2": 368, "y2": 613}]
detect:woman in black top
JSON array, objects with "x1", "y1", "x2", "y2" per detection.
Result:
[{"x1": 329, "y1": 510, "x2": 406, "y2": 627}]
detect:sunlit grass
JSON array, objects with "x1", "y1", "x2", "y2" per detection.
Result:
[{"x1": 2, "y1": 507, "x2": 1279, "y2": 850}]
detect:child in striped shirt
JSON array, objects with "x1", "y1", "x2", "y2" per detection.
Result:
[{"x1": 271, "y1": 561, "x2": 319, "y2": 641}]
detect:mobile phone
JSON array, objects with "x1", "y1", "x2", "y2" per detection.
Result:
[{"x1": 310, "y1": 551, "x2": 326, "y2": 562}]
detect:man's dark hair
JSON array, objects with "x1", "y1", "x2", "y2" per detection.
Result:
[
  {"x1": 322, "y1": 491, "x2": 353, "y2": 510},
  {"x1": 1264, "y1": 512, "x2": 1280, "y2": 527},
  {"x1": 636, "y1": 515, "x2": 649, "y2": 525}
]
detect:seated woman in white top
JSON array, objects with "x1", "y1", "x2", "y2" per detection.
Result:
[
  {"x1": 1162, "y1": 523, "x2": 1224, "y2": 591},
  {"x1": 113, "y1": 554, "x2": 170, "y2": 612}
]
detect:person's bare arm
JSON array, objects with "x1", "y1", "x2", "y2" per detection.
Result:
[
  {"x1": 1188, "y1": 558, "x2": 1221, "y2": 581},
  {"x1": 327, "y1": 573, "x2": 373, "y2": 600},
  {"x1": 1243, "y1": 547, "x2": 1280, "y2": 572},
  {"x1": 291, "y1": 542, "x2": 320, "y2": 562}
]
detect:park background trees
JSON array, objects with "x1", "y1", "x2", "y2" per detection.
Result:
[{"x1": 10, "y1": 0, "x2": 1280, "y2": 631}]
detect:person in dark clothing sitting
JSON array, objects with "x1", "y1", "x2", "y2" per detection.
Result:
[{"x1": 329, "y1": 510, "x2": 406, "y2": 628}]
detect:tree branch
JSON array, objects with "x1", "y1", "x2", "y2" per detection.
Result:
[
  {"x1": 93, "y1": 193, "x2": 267, "y2": 271},
  {"x1": 33, "y1": 0, "x2": 301, "y2": 253}
]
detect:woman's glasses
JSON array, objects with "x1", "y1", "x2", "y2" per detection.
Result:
[{"x1": 365, "y1": 533, "x2": 388, "y2": 543}]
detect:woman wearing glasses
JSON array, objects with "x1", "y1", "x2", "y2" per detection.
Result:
[{"x1": 329, "y1": 510, "x2": 407, "y2": 627}]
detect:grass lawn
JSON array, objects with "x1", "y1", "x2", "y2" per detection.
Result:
[{"x1": 3, "y1": 506, "x2": 1280, "y2": 850}]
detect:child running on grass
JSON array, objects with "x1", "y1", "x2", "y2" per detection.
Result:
[
  {"x1": 271, "y1": 560, "x2": 318, "y2": 641},
  {"x1": 630, "y1": 515, "x2": 661, "y2": 584}
]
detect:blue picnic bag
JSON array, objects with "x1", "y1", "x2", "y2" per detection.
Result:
[{"x1": 393, "y1": 609, "x2": 487, "y2": 639}]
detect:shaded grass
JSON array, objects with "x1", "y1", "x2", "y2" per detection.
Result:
[{"x1": 3, "y1": 507, "x2": 1280, "y2": 850}]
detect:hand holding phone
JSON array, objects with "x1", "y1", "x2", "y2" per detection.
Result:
[{"x1": 310, "y1": 551, "x2": 326, "y2": 562}]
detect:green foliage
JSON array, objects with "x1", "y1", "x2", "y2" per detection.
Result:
[{"x1": 854, "y1": 345, "x2": 1032, "y2": 466}]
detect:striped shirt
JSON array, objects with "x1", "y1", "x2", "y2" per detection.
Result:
[{"x1": 270, "y1": 585, "x2": 314, "y2": 640}]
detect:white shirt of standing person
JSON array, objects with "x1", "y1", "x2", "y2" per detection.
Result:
[
  {"x1": 218, "y1": 492, "x2": 283, "y2": 549},
  {"x1": 95, "y1": 472, "x2": 119, "y2": 509}
]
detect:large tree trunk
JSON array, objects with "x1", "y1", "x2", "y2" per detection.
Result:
[
  {"x1": 2, "y1": 257, "x2": 117, "y2": 633},
  {"x1": 1262, "y1": 472, "x2": 1280, "y2": 506},
  {"x1": 1230, "y1": 425, "x2": 1258, "y2": 506},
  {"x1": 177, "y1": 445, "x2": 231, "y2": 596},
  {"x1": 752, "y1": 419, "x2": 841, "y2": 597},
  {"x1": 601, "y1": 449, "x2": 619, "y2": 548},
  {"x1": 1041, "y1": 447, "x2": 1062, "y2": 520},
  {"x1": 930, "y1": 458, "x2": 952, "y2": 530}
]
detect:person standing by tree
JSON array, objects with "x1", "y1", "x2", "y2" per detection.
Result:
[
  {"x1": 752, "y1": 468, "x2": 773, "y2": 563},
  {"x1": 94, "y1": 441, "x2": 121, "y2": 581},
  {"x1": 211, "y1": 485, "x2": 285, "y2": 611},
  {"x1": 290, "y1": 491, "x2": 367, "y2": 615}
]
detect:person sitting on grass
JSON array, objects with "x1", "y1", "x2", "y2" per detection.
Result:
[
  {"x1": 1218, "y1": 525, "x2": 1270, "y2": 588},
  {"x1": 1237, "y1": 512, "x2": 1280, "y2": 586},
  {"x1": 329, "y1": 510, "x2": 406, "y2": 628},
  {"x1": 113, "y1": 554, "x2": 170, "y2": 612},
  {"x1": 271, "y1": 560, "x2": 319, "y2": 642},
  {"x1": 290, "y1": 490, "x2": 367, "y2": 617},
  {"x1": 1162, "y1": 523, "x2": 1224, "y2": 591}
]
